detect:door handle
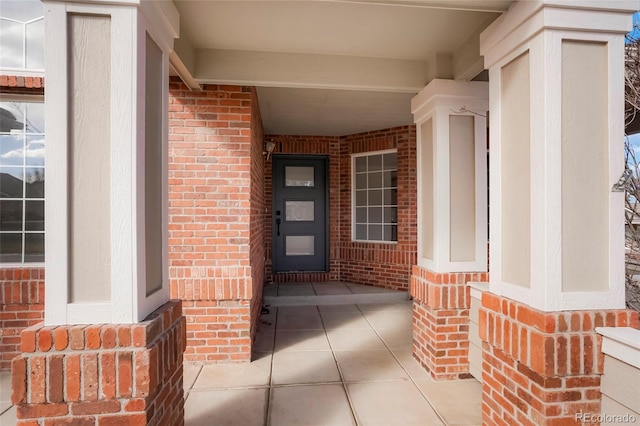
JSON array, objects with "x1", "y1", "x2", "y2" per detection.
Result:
[{"x1": 276, "y1": 218, "x2": 281, "y2": 236}]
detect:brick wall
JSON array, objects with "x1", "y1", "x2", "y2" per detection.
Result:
[
  {"x1": 339, "y1": 126, "x2": 417, "y2": 290},
  {"x1": 249, "y1": 91, "x2": 266, "y2": 339},
  {"x1": 168, "y1": 80, "x2": 264, "y2": 362},
  {"x1": 11, "y1": 300, "x2": 185, "y2": 425},
  {"x1": 0, "y1": 75, "x2": 44, "y2": 96},
  {"x1": 265, "y1": 126, "x2": 417, "y2": 290},
  {"x1": 0, "y1": 268, "x2": 45, "y2": 371},
  {"x1": 479, "y1": 292, "x2": 639, "y2": 425},
  {"x1": 411, "y1": 266, "x2": 488, "y2": 379}
]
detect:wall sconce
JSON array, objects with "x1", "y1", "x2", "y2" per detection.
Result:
[{"x1": 264, "y1": 140, "x2": 276, "y2": 161}]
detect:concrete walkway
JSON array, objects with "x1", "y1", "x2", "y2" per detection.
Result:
[
  {"x1": 1, "y1": 370, "x2": 14, "y2": 425},
  {"x1": 184, "y1": 296, "x2": 482, "y2": 426},
  {"x1": 0, "y1": 284, "x2": 483, "y2": 425}
]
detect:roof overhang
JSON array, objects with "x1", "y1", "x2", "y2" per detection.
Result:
[{"x1": 169, "y1": 0, "x2": 511, "y2": 135}]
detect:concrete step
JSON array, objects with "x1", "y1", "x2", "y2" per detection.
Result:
[{"x1": 263, "y1": 291, "x2": 409, "y2": 307}]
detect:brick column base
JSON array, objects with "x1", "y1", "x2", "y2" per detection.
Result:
[
  {"x1": 1, "y1": 268, "x2": 45, "y2": 370},
  {"x1": 479, "y1": 293, "x2": 639, "y2": 426},
  {"x1": 11, "y1": 300, "x2": 186, "y2": 426},
  {"x1": 410, "y1": 265, "x2": 488, "y2": 380}
]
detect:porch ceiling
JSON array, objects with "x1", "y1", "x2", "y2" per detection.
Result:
[{"x1": 171, "y1": 0, "x2": 511, "y2": 136}]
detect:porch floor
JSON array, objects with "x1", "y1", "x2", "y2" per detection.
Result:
[
  {"x1": 1, "y1": 370, "x2": 11, "y2": 424},
  {"x1": 184, "y1": 283, "x2": 482, "y2": 426},
  {"x1": 262, "y1": 281, "x2": 410, "y2": 306},
  {"x1": 0, "y1": 283, "x2": 483, "y2": 425}
]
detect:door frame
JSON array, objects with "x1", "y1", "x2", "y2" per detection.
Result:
[{"x1": 271, "y1": 154, "x2": 330, "y2": 273}]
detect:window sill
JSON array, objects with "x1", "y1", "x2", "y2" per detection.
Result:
[
  {"x1": 0, "y1": 262, "x2": 45, "y2": 268},
  {"x1": 351, "y1": 239, "x2": 398, "y2": 245}
]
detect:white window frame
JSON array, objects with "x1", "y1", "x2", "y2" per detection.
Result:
[
  {"x1": 0, "y1": 94, "x2": 45, "y2": 266},
  {"x1": 351, "y1": 148, "x2": 398, "y2": 244},
  {"x1": 0, "y1": 4, "x2": 45, "y2": 75}
]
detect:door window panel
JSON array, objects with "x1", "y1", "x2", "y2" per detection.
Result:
[
  {"x1": 286, "y1": 235, "x2": 315, "y2": 256},
  {"x1": 285, "y1": 166, "x2": 314, "y2": 187},
  {"x1": 286, "y1": 201, "x2": 314, "y2": 221}
]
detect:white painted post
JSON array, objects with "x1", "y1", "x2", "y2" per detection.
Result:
[
  {"x1": 43, "y1": 0, "x2": 179, "y2": 325},
  {"x1": 412, "y1": 79, "x2": 489, "y2": 273},
  {"x1": 480, "y1": 0, "x2": 636, "y2": 311}
]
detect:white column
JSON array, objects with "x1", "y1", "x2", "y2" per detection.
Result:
[
  {"x1": 412, "y1": 79, "x2": 489, "y2": 273},
  {"x1": 43, "y1": 0, "x2": 179, "y2": 325},
  {"x1": 480, "y1": 0, "x2": 636, "y2": 311}
]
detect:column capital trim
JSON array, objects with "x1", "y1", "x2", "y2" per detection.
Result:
[
  {"x1": 411, "y1": 79, "x2": 488, "y2": 124},
  {"x1": 480, "y1": 0, "x2": 637, "y2": 69}
]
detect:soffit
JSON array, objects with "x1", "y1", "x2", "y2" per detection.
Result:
[
  {"x1": 257, "y1": 87, "x2": 415, "y2": 136},
  {"x1": 172, "y1": 0, "x2": 510, "y2": 136},
  {"x1": 173, "y1": 0, "x2": 507, "y2": 60}
]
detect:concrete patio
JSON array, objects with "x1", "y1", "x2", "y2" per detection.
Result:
[
  {"x1": 183, "y1": 283, "x2": 482, "y2": 426},
  {"x1": 0, "y1": 283, "x2": 482, "y2": 426}
]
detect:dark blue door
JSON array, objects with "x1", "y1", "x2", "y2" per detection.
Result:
[{"x1": 272, "y1": 155, "x2": 328, "y2": 272}]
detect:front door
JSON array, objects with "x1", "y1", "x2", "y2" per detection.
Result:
[{"x1": 272, "y1": 155, "x2": 328, "y2": 272}]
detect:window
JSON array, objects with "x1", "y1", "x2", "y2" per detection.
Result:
[
  {"x1": 352, "y1": 150, "x2": 398, "y2": 242},
  {"x1": 0, "y1": 100, "x2": 45, "y2": 262},
  {"x1": 0, "y1": 0, "x2": 44, "y2": 71}
]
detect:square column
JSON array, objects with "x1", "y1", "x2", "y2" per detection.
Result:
[
  {"x1": 43, "y1": 0, "x2": 178, "y2": 325},
  {"x1": 481, "y1": 0, "x2": 635, "y2": 312},
  {"x1": 410, "y1": 79, "x2": 489, "y2": 379},
  {"x1": 412, "y1": 79, "x2": 488, "y2": 273},
  {"x1": 10, "y1": 1, "x2": 186, "y2": 425},
  {"x1": 479, "y1": 1, "x2": 639, "y2": 424}
]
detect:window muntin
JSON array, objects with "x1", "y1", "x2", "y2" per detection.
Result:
[
  {"x1": 0, "y1": 0, "x2": 44, "y2": 71},
  {"x1": 0, "y1": 100, "x2": 45, "y2": 263},
  {"x1": 352, "y1": 150, "x2": 398, "y2": 243}
]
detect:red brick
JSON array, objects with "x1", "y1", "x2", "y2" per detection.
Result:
[
  {"x1": 85, "y1": 326, "x2": 101, "y2": 349},
  {"x1": 11, "y1": 357, "x2": 27, "y2": 404},
  {"x1": 17, "y1": 403, "x2": 68, "y2": 419},
  {"x1": 118, "y1": 326, "x2": 132, "y2": 347},
  {"x1": 82, "y1": 353, "x2": 99, "y2": 401},
  {"x1": 583, "y1": 334, "x2": 595, "y2": 374},
  {"x1": 529, "y1": 331, "x2": 545, "y2": 374},
  {"x1": 97, "y1": 414, "x2": 147, "y2": 426},
  {"x1": 97, "y1": 352, "x2": 116, "y2": 399},
  {"x1": 102, "y1": 326, "x2": 117, "y2": 349},
  {"x1": 44, "y1": 417, "x2": 94, "y2": 426},
  {"x1": 53, "y1": 328, "x2": 68, "y2": 351},
  {"x1": 21, "y1": 328, "x2": 37, "y2": 353},
  {"x1": 517, "y1": 306, "x2": 555, "y2": 333},
  {"x1": 37, "y1": 327, "x2": 53, "y2": 352},
  {"x1": 569, "y1": 335, "x2": 581, "y2": 375},
  {"x1": 48, "y1": 355, "x2": 64, "y2": 403},
  {"x1": 71, "y1": 400, "x2": 121, "y2": 415},
  {"x1": 29, "y1": 356, "x2": 46, "y2": 404},
  {"x1": 565, "y1": 376, "x2": 600, "y2": 388},
  {"x1": 132, "y1": 325, "x2": 146, "y2": 347},
  {"x1": 69, "y1": 326, "x2": 85, "y2": 350},
  {"x1": 66, "y1": 354, "x2": 81, "y2": 402},
  {"x1": 134, "y1": 351, "x2": 151, "y2": 397},
  {"x1": 124, "y1": 398, "x2": 146, "y2": 412},
  {"x1": 118, "y1": 352, "x2": 133, "y2": 398}
]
